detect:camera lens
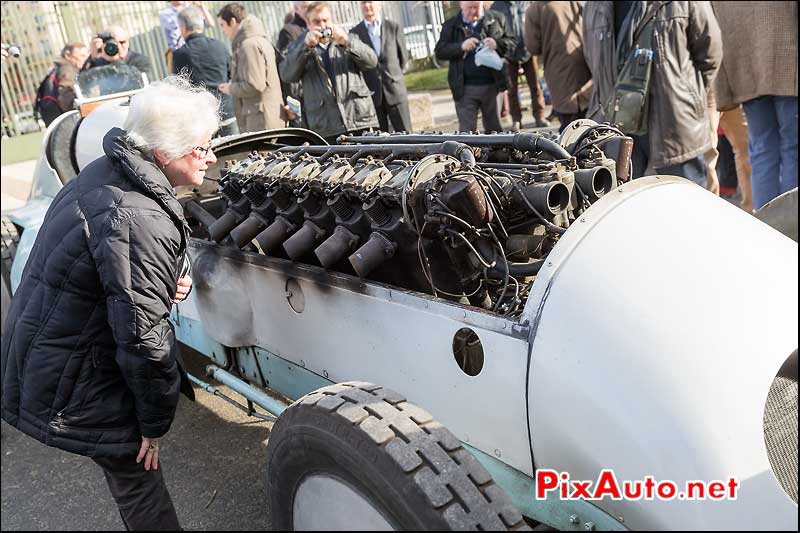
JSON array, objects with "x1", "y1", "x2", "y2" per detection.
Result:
[{"x1": 104, "y1": 40, "x2": 119, "y2": 57}]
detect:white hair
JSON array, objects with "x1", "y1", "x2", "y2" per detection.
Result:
[{"x1": 123, "y1": 74, "x2": 220, "y2": 162}]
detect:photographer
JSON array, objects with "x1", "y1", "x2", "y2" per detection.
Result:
[
  {"x1": 280, "y1": 1, "x2": 378, "y2": 142},
  {"x1": 84, "y1": 26, "x2": 152, "y2": 78}
]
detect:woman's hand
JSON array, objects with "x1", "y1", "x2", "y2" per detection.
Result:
[
  {"x1": 173, "y1": 275, "x2": 192, "y2": 304},
  {"x1": 136, "y1": 437, "x2": 160, "y2": 471}
]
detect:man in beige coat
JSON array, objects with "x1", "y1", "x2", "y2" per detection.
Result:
[{"x1": 218, "y1": 3, "x2": 284, "y2": 132}]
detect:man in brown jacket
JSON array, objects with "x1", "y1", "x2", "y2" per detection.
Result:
[
  {"x1": 218, "y1": 3, "x2": 284, "y2": 133},
  {"x1": 712, "y1": 1, "x2": 797, "y2": 211},
  {"x1": 36, "y1": 42, "x2": 89, "y2": 126},
  {"x1": 524, "y1": 1, "x2": 592, "y2": 132}
]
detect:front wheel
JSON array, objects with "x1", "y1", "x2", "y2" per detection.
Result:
[{"x1": 266, "y1": 381, "x2": 530, "y2": 531}]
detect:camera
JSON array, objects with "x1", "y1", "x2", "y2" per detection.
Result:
[
  {"x1": 1, "y1": 43, "x2": 22, "y2": 58},
  {"x1": 320, "y1": 27, "x2": 333, "y2": 39},
  {"x1": 96, "y1": 32, "x2": 119, "y2": 57}
]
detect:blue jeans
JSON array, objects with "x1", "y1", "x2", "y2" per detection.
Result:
[
  {"x1": 630, "y1": 134, "x2": 707, "y2": 186},
  {"x1": 742, "y1": 96, "x2": 798, "y2": 210}
]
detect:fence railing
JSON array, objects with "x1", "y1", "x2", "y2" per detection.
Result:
[{"x1": 1, "y1": 0, "x2": 445, "y2": 139}]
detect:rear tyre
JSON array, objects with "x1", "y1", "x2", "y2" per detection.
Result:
[
  {"x1": 267, "y1": 381, "x2": 530, "y2": 531},
  {"x1": 46, "y1": 112, "x2": 81, "y2": 184}
]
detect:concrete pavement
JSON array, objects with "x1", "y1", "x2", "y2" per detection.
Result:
[{"x1": 1, "y1": 159, "x2": 36, "y2": 213}]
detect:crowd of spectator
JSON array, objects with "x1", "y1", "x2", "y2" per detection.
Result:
[{"x1": 22, "y1": 0, "x2": 798, "y2": 212}]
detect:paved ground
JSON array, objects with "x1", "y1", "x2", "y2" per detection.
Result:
[
  {"x1": 1, "y1": 348, "x2": 275, "y2": 531},
  {"x1": 1, "y1": 159, "x2": 36, "y2": 214}
]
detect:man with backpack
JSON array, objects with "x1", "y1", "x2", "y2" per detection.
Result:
[
  {"x1": 36, "y1": 42, "x2": 89, "y2": 126},
  {"x1": 583, "y1": 2, "x2": 722, "y2": 184}
]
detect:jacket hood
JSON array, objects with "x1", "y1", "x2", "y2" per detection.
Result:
[
  {"x1": 102, "y1": 128, "x2": 187, "y2": 229},
  {"x1": 233, "y1": 15, "x2": 267, "y2": 48}
]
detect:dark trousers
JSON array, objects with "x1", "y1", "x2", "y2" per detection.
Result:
[
  {"x1": 507, "y1": 58, "x2": 546, "y2": 123},
  {"x1": 375, "y1": 96, "x2": 412, "y2": 133},
  {"x1": 630, "y1": 134, "x2": 707, "y2": 186},
  {"x1": 456, "y1": 84, "x2": 502, "y2": 133},
  {"x1": 554, "y1": 110, "x2": 587, "y2": 132},
  {"x1": 92, "y1": 455, "x2": 181, "y2": 531}
]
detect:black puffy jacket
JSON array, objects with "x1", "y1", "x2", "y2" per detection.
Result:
[{"x1": 1, "y1": 128, "x2": 194, "y2": 458}]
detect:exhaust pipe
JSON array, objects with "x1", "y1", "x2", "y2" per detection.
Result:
[{"x1": 349, "y1": 232, "x2": 397, "y2": 277}]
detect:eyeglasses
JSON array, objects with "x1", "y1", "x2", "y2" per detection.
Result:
[{"x1": 191, "y1": 142, "x2": 213, "y2": 157}]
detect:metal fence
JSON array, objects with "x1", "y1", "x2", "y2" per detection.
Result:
[{"x1": 1, "y1": 1, "x2": 445, "y2": 139}]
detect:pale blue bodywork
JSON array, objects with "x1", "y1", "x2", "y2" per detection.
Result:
[{"x1": 3, "y1": 132, "x2": 632, "y2": 531}]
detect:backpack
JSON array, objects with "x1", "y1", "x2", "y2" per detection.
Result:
[{"x1": 34, "y1": 66, "x2": 62, "y2": 120}]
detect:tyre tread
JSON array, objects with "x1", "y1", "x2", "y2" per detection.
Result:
[{"x1": 274, "y1": 381, "x2": 529, "y2": 531}]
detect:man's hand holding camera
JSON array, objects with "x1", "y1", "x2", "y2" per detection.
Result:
[
  {"x1": 330, "y1": 26, "x2": 348, "y2": 46},
  {"x1": 306, "y1": 26, "x2": 348, "y2": 48},
  {"x1": 304, "y1": 28, "x2": 321, "y2": 48}
]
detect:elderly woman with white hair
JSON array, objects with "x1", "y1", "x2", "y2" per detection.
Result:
[{"x1": 1, "y1": 75, "x2": 219, "y2": 530}]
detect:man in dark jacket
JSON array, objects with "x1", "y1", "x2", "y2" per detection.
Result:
[
  {"x1": 435, "y1": 1, "x2": 516, "y2": 133},
  {"x1": 583, "y1": 1, "x2": 722, "y2": 183},
  {"x1": 85, "y1": 25, "x2": 152, "y2": 79},
  {"x1": 489, "y1": 0, "x2": 548, "y2": 130},
  {"x1": 1, "y1": 76, "x2": 219, "y2": 530},
  {"x1": 277, "y1": 1, "x2": 308, "y2": 54},
  {"x1": 350, "y1": 1, "x2": 412, "y2": 133},
  {"x1": 173, "y1": 5, "x2": 238, "y2": 136},
  {"x1": 280, "y1": 1, "x2": 379, "y2": 143},
  {"x1": 276, "y1": 1, "x2": 309, "y2": 128}
]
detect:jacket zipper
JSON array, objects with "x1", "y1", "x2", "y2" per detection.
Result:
[{"x1": 52, "y1": 413, "x2": 127, "y2": 432}]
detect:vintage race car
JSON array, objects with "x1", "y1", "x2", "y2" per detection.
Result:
[{"x1": 1, "y1": 97, "x2": 797, "y2": 531}]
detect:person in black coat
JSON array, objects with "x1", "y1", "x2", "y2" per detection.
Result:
[
  {"x1": 1, "y1": 76, "x2": 219, "y2": 531},
  {"x1": 173, "y1": 5, "x2": 238, "y2": 136},
  {"x1": 349, "y1": 1, "x2": 412, "y2": 132},
  {"x1": 435, "y1": 1, "x2": 516, "y2": 133}
]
